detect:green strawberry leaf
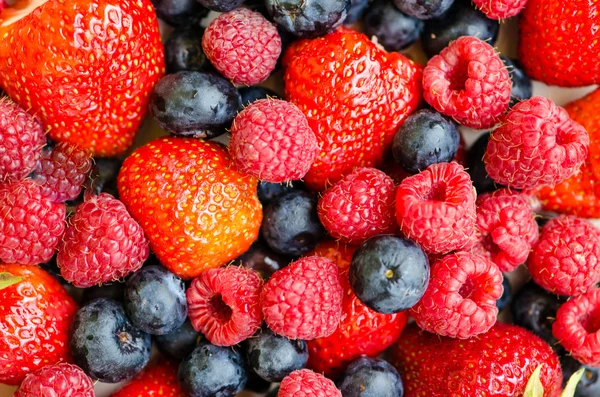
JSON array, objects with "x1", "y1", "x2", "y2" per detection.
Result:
[
  {"x1": 561, "y1": 367, "x2": 585, "y2": 397},
  {"x1": 523, "y1": 364, "x2": 544, "y2": 397},
  {"x1": 0, "y1": 272, "x2": 23, "y2": 290}
]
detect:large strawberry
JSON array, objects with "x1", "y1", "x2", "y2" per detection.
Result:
[
  {"x1": 0, "y1": 0, "x2": 165, "y2": 156},
  {"x1": 111, "y1": 359, "x2": 185, "y2": 396},
  {"x1": 117, "y1": 136, "x2": 262, "y2": 279},
  {"x1": 283, "y1": 27, "x2": 422, "y2": 191},
  {"x1": 519, "y1": 0, "x2": 600, "y2": 87}
]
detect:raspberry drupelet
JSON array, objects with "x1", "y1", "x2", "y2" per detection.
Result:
[
  {"x1": 472, "y1": 0, "x2": 528, "y2": 19},
  {"x1": 14, "y1": 363, "x2": 94, "y2": 397},
  {"x1": 278, "y1": 369, "x2": 342, "y2": 397}
]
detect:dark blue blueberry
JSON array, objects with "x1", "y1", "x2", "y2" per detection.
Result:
[
  {"x1": 233, "y1": 241, "x2": 291, "y2": 280},
  {"x1": 155, "y1": 319, "x2": 201, "y2": 359},
  {"x1": 500, "y1": 56, "x2": 533, "y2": 108},
  {"x1": 344, "y1": 0, "x2": 369, "y2": 24},
  {"x1": 165, "y1": 28, "x2": 213, "y2": 74},
  {"x1": 257, "y1": 180, "x2": 304, "y2": 206},
  {"x1": 496, "y1": 275, "x2": 511, "y2": 311},
  {"x1": 363, "y1": 0, "x2": 423, "y2": 52},
  {"x1": 197, "y1": 0, "x2": 244, "y2": 12},
  {"x1": 81, "y1": 283, "x2": 125, "y2": 304},
  {"x1": 124, "y1": 265, "x2": 187, "y2": 335},
  {"x1": 466, "y1": 132, "x2": 497, "y2": 194},
  {"x1": 244, "y1": 327, "x2": 308, "y2": 382},
  {"x1": 178, "y1": 342, "x2": 247, "y2": 397},
  {"x1": 393, "y1": 0, "x2": 454, "y2": 19},
  {"x1": 239, "y1": 87, "x2": 279, "y2": 107},
  {"x1": 266, "y1": 0, "x2": 350, "y2": 38},
  {"x1": 260, "y1": 191, "x2": 325, "y2": 256},
  {"x1": 69, "y1": 298, "x2": 152, "y2": 383},
  {"x1": 575, "y1": 365, "x2": 600, "y2": 396},
  {"x1": 150, "y1": 71, "x2": 241, "y2": 139},
  {"x1": 337, "y1": 357, "x2": 404, "y2": 397},
  {"x1": 421, "y1": 0, "x2": 499, "y2": 58},
  {"x1": 350, "y1": 235, "x2": 429, "y2": 314},
  {"x1": 151, "y1": 0, "x2": 209, "y2": 27},
  {"x1": 391, "y1": 109, "x2": 460, "y2": 174},
  {"x1": 245, "y1": 371, "x2": 272, "y2": 393},
  {"x1": 267, "y1": 387, "x2": 280, "y2": 397}
]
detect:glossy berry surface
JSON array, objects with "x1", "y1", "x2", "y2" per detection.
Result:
[
  {"x1": 501, "y1": 56, "x2": 532, "y2": 108},
  {"x1": 112, "y1": 360, "x2": 185, "y2": 397},
  {"x1": 164, "y1": 27, "x2": 213, "y2": 74},
  {"x1": 496, "y1": 275, "x2": 512, "y2": 311},
  {"x1": 150, "y1": 0, "x2": 209, "y2": 27},
  {"x1": 466, "y1": 132, "x2": 496, "y2": 193},
  {"x1": 337, "y1": 357, "x2": 404, "y2": 397},
  {"x1": 363, "y1": 0, "x2": 423, "y2": 51},
  {"x1": 266, "y1": 0, "x2": 350, "y2": 38},
  {"x1": 393, "y1": 0, "x2": 454, "y2": 19},
  {"x1": 197, "y1": 0, "x2": 244, "y2": 12},
  {"x1": 279, "y1": 369, "x2": 342, "y2": 397},
  {"x1": 256, "y1": 181, "x2": 304, "y2": 206},
  {"x1": 155, "y1": 319, "x2": 201, "y2": 360},
  {"x1": 233, "y1": 241, "x2": 291, "y2": 280},
  {"x1": 14, "y1": 363, "x2": 94, "y2": 397},
  {"x1": 344, "y1": 0, "x2": 369, "y2": 23},
  {"x1": 239, "y1": 87, "x2": 279, "y2": 107}
]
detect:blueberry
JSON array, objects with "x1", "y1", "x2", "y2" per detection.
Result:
[
  {"x1": 466, "y1": 132, "x2": 497, "y2": 194},
  {"x1": 197, "y1": 0, "x2": 244, "y2": 12},
  {"x1": 151, "y1": 0, "x2": 209, "y2": 27},
  {"x1": 69, "y1": 298, "x2": 152, "y2": 383},
  {"x1": 150, "y1": 71, "x2": 241, "y2": 139},
  {"x1": 345, "y1": 0, "x2": 369, "y2": 23},
  {"x1": 421, "y1": 0, "x2": 498, "y2": 58},
  {"x1": 337, "y1": 357, "x2": 404, "y2": 397},
  {"x1": 165, "y1": 28, "x2": 213, "y2": 74},
  {"x1": 245, "y1": 371, "x2": 273, "y2": 393},
  {"x1": 496, "y1": 275, "x2": 511, "y2": 311},
  {"x1": 244, "y1": 327, "x2": 308, "y2": 382},
  {"x1": 155, "y1": 319, "x2": 201, "y2": 359},
  {"x1": 349, "y1": 234, "x2": 429, "y2": 314},
  {"x1": 257, "y1": 180, "x2": 304, "y2": 206},
  {"x1": 233, "y1": 241, "x2": 291, "y2": 280},
  {"x1": 576, "y1": 365, "x2": 600, "y2": 396},
  {"x1": 87, "y1": 157, "x2": 123, "y2": 199},
  {"x1": 393, "y1": 0, "x2": 454, "y2": 19},
  {"x1": 124, "y1": 265, "x2": 187, "y2": 335},
  {"x1": 266, "y1": 0, "x2": 350, "y2": 38},
  {"x1": 363, "y1": 0, "x2": 423, "y2": 52},
  {"x1": 267, "y1": 387, "x2": 280, "y2": 397},
  {"x1": 178, "y1": 342, "x2": 247, "y2": 397},
  {"x1": 81, "y1": 283, "x2": 125, "y2": 304},
  {"x1": 391, "y1": 109, "x2": 460, "y2": 174},
  {"x1": 260, "y1": 191, "x2": 325, "y2": 256},
  {"x1": 500, "y1": 56, "x2": 533, "y2": 108},
  {"x1": 239, "y1": 87, "x2": 279, "y2": 107}
]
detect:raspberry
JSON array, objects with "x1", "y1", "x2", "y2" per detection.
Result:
[
  {"x1": 0, "y1": 179, "x2": 66, "y2": 265},
  {"x1": 485, "y1": 96, "x2": 589, "y2": 190},
  {"x1": 422, "y1": 36, "x2": 511, "y2": 129},
  {"x1": 229, "y1": 99, "x2": 318, "y2": 183},
  {"x1": 411, "y1": 252, "x2": 503, "y2": 339},
  {"x1": 473, "y1": 188, "x2": 538, "y2": 273},
  {"x1": 395, "y1": 162, "x2": 477, "y2": 254},
  {"x1": 261, "y1": 256, "x2": 343, "y2": 340},
  {"x1": 202, "y1": 8, "x2": 281, "y2": 85},
  {"x1": 0, "y1": 97, "x2": 45, "y2": 182},
  {"x1": 472, "y1": 0, "x2": 528, "y2": 19},
  {"x1": 14, "y1": 363, "x2": 94, "y2": 397},
  {"x1": 187, "y1": 266, "x2": 263, "y2": 346},
  {"x1": 32, "y1": 142, "x2": 93, "y2": 203},
  {"x1": 278, "y1": 369, "x2": 342, "y2": 397},
  {"x1": 528, "y1": 215, "x2": 600, "y2": 296},
  {"x1": 318, "y1": 167, "x2": 397, "y2": 244},
  {"x1": 553, "y1": 288, "x2": 600, "y2": 367},
  {"x1": 57, "y1": 193, "x2": 149, "y2": 288}
]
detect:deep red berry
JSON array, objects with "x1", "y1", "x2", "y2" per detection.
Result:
[
  {"x1": 553, "y1": 288, "x2": 600, "y2": 367},
  {"x1": 411, "y1": 251, "x2": 503, "y2": 339},
  {"x1": 111, "y1": 360, "x2": 185, "y2": 397},
  {"x1": 14, "y1": 363, "x2": 94, "y2": 397},
  {"x1": 0, "y1": 97, "x2": 45, "y2": 182},
  {"x1": 395, "y1": 162, "x2": 476, "y2": 254},
  {"x1": 57, "y1": 193, "x2": 149, "y2": 288},
  {"x1": 422, "y1": 36, "x2": 511, "y2": 129},
  {"x1": 261, "y1": 256, "x2": 343, "y2": 340},
  {"x1": 472, "y1": 0, "x2": 527, "y2": 19},
  {"x1": 528, "y1": 215, "x2": 600, "y2": 296},
  {"x1": 0, "y1": 179, "x2": 66, "y2": 265},
  {"x1": 485, "y1": 96, "x2": 589, "y2": 190},
  {"x1": 203, "y1": 8, "x2": 281, "y2": 85},
  {"x1": 473, "y1": 188, "x2": 538, "y2": 272},
  {"x1": 187, "y1": 266, "x2": 263, "y2": 346},
  {"x1": 32, "y1": 142, "x2": 93, "y2": 203},
  {"x1": 229, "y1": 99, "x2": 318, "y2": 183},
  {"x1": 278, "y1": 369, "x2": 342, "y2": 397},
  {"x1": 318, "y1": 168, "x2": 397, "y2": 244}
]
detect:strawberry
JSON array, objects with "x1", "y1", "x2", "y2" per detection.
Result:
[
  {"x1": 117, "y1": 136, "x2": 262, "y2": 279},
  {"x1": 0, "y1": 264, "x2": 78, "y2": 385},
  {"x1": 283, "y1": 27, "x2": 422, "y2": 191},
  {"x1": 0, "y1": 0, "x2": 165, "y2": 156},
  {"x1": 389, "y1": 323, "x2": 563, "y2": 397},
  {"x1": 111, "y1": 359, "x2": 185, "y2": 396},
  {"x1": 519, "y1": 0, "x2": 600, "y2": 87},
  {"x1": 305, "y1": 241, "x2": 408, "y2": 377}
]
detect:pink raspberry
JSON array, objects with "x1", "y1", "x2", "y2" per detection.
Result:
[
  {"x1": 528, "y1": 215, "x2": 600, "y2": 296},
  {"x1": 0, "y1": 97, "x2": 45, "y2": 182},
  {"x1": 229, "y1": 99, "x2": 318, "y2": 183},
  {"x1": 422, "y1": 36, "x2": 511, "y2": 129},
  {"x1": 203, "y1": 8, "x2": 281, "y2": 86},
  {"x1": 395, "y1": 162, "x2": 477, "y2": 254},
  {"x1": 473, "y1": 188, "x2": 538, "y2": 273},
  {"x1": 278, "y1": 369, "x2": 342, "y2": 397},
  {"x1": 0, "y1": 179, "x2": 66, "y2": 265},
  {"x1": 485, "y1": 96, "x2": 589, "y2": 190},
  {"x1": 472, "y1": 0, "x2": 528, "y2": 19},
  {"x1": 57, "y1": 193, "x2": 149, "y2": 288},
  {"x1": 318, "y1": 167, "x2": 397, "y2": 244},
  {"x1": 33, "y1": 142, "x2": 93, "y2": 203},
  {"x1": 14, "y1": 363, "x2": 94, "y2": 397},
  {"x1": 410, "y1": 251, "x2": 503, "y2": 339},
  {"x1": 261, "y1": 256, "x2": 343, "y2": 340},
  {"x1": 187, "y1": 266, "x2": 263, "y2": 346},
  {"x1": 553, "y1": 288, "x2": 600, "y2": 367}
]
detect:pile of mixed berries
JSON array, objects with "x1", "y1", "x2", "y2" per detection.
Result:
[{"x1": 2, "y1": 0, "x2": 600, "y2": 395}]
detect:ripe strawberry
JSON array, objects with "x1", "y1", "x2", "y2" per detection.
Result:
[
  {"x1": 0, "y1": 264, "x2": 78, "y2": 385},
  {"x1": 283, "y1": 27, "x2": 422, "y2": 191},
  {"x1": 117, "y1": 136, "x2": 262, "y2": 279},
  {"x1": 111, "y1": 359, "x2": 185, "y2": 397},
  {"x1": 0, "y1": 0, "x2": 165, "y2": 156}
]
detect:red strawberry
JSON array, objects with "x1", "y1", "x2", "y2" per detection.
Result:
[
  {"x1": 283, "y1": 27, "x2": 422, "y2": 191},
  {"x1": 111, "y1": 359, "x2": 185, "y2": 397},
  {"x1": 0, "y1": 0, "x2": 165, "y2": 156},
  {"x1": 305, "y1": 241, "x2": 408, "y2": 377}
]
